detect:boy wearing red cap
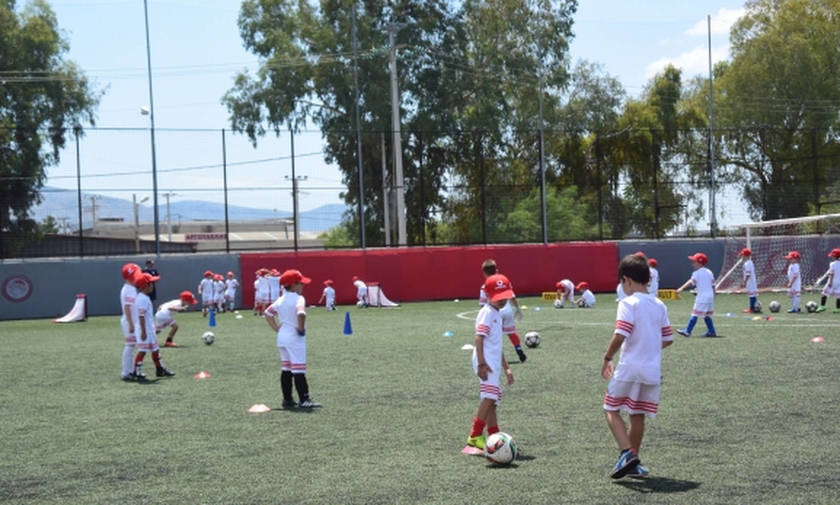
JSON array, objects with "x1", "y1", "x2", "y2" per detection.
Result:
[
  {"x1": 785, "y1": 251, "x2": 802, "y2": 313},
  {"x1": 675, "y1": 252, "x2": 717, "y2": 337},
  {"x1": 576, "y1": 281, "x2": 596, "y2": 308},
  {"x1": 555, "y1": 278, "x2": 575, "y2": 308},
  {"x1": 318, "y1": 280, "x2": 336, "y2": 310},
  {"x1": 466, "y1": 274, "x2": 515, "y2": 452},
  {"x1": 602, "y1": 254, "x2": 673, "y2": 478},
  {"x1": 352, "y1": 275, "x2": 368, "y2": 307},
  {"x1": 740, "y1": 248, "x2": 760, "y2": 313},
  {"x1": 816, "y1": 249, "x2": 840, "y2": 312},
  {"x1": 480, "y1": 259, "x2": 526, "y2": 362},
  {"x1": 264, "y1": 269, "x2": 321, "y2": 409},
  {"x1": 155, "y1": 291, "x2": 198, "y2": 347},
  {"x1": 134, "y1": 273, "x2": 175, "y2": 381},
  {"x1": 213, "y1": 274, "x2": 226, "y2": 313},
  {"x1": 647, "y1": 258, "x2": 659, "y2": 295},
  {"x1": 119, "y1": 263, "x2": 141, "y2": 381},
  {"x1": 198, "y1": 270, "x2": 215, "y2": 317},
  {"x1": 224, "y1": 271, "x2": 239, "y2": 312}
]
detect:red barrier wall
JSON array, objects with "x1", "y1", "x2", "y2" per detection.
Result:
[{"x1": 240, "y1": 243, "x2": 618, "y2": 306}]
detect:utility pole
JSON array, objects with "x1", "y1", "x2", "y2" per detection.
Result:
[
  {"x1": 285, "y1": 175, "x2": 308, "y2": 250},
  {"x1": 381, "y1": 132, "x2": 391, "y2": 246},
  {"x1": 707, "y1": 14, "x2": 717, "y2": 238},
  {"x1": 133, "y1": 194, "x2": 149, "y2": 253},
  {"x1": 351, "y1": 6, "x2": 365, "y2": 248},
  {"x1": 143, "y1": 0, "x2": 161, "y2": 257},
  {"x1": 389, "y1": 22, "x2": 407, "y2": 246},
  {"x1": 88, "y1": 195, "x2": 102, "y2": 233}
]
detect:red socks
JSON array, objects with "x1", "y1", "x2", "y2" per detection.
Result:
[
  {"x1": 151, "y1": 351, "x2": 162, "y2": 368},
  {"x1": 470, "y1": 417, "x2": 486, "y2": 437},
  {"x1": 487, "y1": 425, "x2": 499, "y2": 435},
  {"x1": 507, "y1": 332, "x2": 521, "y2": 347}
]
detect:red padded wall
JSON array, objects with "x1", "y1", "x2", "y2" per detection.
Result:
[{"x1": 239, "y1": 243, "x2": 618, "y2": 307}]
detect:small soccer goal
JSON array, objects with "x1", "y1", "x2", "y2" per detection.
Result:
[{"x1": 716, "y1": 213, "x2": 840, "y2": 293}]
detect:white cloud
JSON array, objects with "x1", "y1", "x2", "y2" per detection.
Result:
[
  {"x1": 685, "y1": 7, "x2": 745, "y2": 36},
  {"x1": 644, "y1": 44, "x2": 730, "y2": 79}
]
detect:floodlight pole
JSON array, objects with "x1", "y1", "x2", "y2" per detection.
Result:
[
  {"x1": 351, "y1": 6, "x2": 366, "y2": 248},
  {"x1": 143, "y1": 0, "x2": 161, "y2": 257},
  {"x1": 389, "y1": 22, "x2": 407, "y2": 246},
  {"x1": 707, "y1": 14, "x2": 717, "y2": 238}
]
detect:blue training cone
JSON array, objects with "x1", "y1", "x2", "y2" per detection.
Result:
[
  {"x1": 209, "y1": 308, "x2": 217, "y2": 328},
  {"x1": 343, "y1": 311, "x2": 353, "y2": 335}
]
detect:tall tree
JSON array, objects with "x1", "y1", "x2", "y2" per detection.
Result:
[
  {"x1": 0, "y1": 0, "x2": 100, "y2": 255},
  {"x1": 715, "y1": 0, "x2": 840, "y2": 220}
]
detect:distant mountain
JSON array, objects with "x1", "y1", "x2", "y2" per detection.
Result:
[{"x1": 32, "y1": 187, "x2": 346, "y2": 232}]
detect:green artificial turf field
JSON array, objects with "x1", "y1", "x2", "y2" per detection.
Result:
[{"x1": 1, "y1": 293, "x2": 838, "y2": 504}]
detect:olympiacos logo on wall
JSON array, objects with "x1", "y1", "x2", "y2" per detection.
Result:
[{"x1": 2, "y1": 275, "x2": 34, "y2": 302}]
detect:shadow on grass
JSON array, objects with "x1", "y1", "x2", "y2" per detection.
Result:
[{"x1": 614, "y1": 476, "x2": 701, "y2": 493}]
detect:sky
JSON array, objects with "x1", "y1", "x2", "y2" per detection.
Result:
[{"x1": 41, "y1": 0, "x2": 749, "y2": 229}]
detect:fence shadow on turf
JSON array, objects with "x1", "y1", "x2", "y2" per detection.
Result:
[{"x1": 614, "y1": 476, "x2": 701, "y2": 493}]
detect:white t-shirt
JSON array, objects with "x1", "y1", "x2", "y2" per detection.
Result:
[
  {"x1": 472, "y1": 304, "x2": 503, "y2": 370},
  {"x1": 135, "y1": 292, "x2": 157, "y2": 340},
  {"x1": 120, "y1": 283, "x2": 139, "y2": 334},
  {"x1": 256, "y1": 275, "x2": 270, "y2": 300},
  {"x1": 155, "y1": 298, "x2": 182, "y2": 329},
  {"x1": 225, "y1": 278, "x2": 239, "y2": 297},
  {"x1": 787, "y1": 263, "x2": 801, "y2": 292},
  {"x1": 830, "y1": 260, "x2": 840, "y2": 291},
  {"x1": 198, "y1": 278, "x2": 215, "y2": 302},
  {"x1": 742, "y1": 259, "x2": 758, "y2": 294},
  {"x1": 478, "y1": 285, "x2": 488, "y2": 306},
  {"x1": 265, "y1": 291, "x2": 306, "y2": 347},
  {"x1": 690, "y1": 267, "x2": 715, "y2": 304},
  {"x1": 580, "y1": 289, "x2": 596, "y2": 307},
  {"x1": 354, "y1": 280, "x2": 368, "y2": 300},
  {"x1": 616, "y1": 283, "x2": 627, "y2": 302},
  {"x1": 613, "y1": 293, "x2": 673, "y2": 384},
  {"x1": 322, "y1": 286, "x2": 335, "y2": 306},
  {"x1": 558, "y1": 279, "x2": 574, "y2": 300},
  {"x1": 648, "y1": 267, "x2": 659, "y2": 295},
  {"x1": 268, "y1": 275, "x2": 281, "y2": 302}
]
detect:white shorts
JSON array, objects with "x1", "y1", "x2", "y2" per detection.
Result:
[
  {"x1": 120, "y1": 318, "x2": 136, "y2": 345},
  {"x1": 499, "y1": 302, "x2": 516, "y2": 335},
  {"x1": 136, "y1": 328, "x2": 159, "y2": 353},
  {"x1": 692, "y1": 301, "x2": 714, "y2": 317},
  {"x1": 202, "y1": 293, "x2": 214, "y2": 305},
  {"x1": 155, "y1": 312, "x2": 175, "y2": 332},
  {"x1": 277, "y1": 332, "x2": 306, "y2": 373},
  {"x1": 603, "y1": 379, "x2": 660, "y2": 417},
  {"x1": 788, "y1": 288, "x2": 801, "y2": 298},
  {"x1": 472, "y1": 354, "x2": 501, "y2": 404}
]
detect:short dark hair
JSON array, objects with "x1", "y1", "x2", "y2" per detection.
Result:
[
  {"x1": 481, "y1": 259, "x2": 497, "y2": 276},
  {"x1": 618, "y1": 254, "x2": 650, "y2": 284}
]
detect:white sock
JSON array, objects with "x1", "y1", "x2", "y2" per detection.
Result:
[{"x1": 122, "y1": 344, "x2": 135, "y2": 376}]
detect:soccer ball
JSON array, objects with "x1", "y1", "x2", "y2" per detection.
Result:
[
  {"x1": 577, "y1": 298, "x2": 587, "y2": 308},
  {"x1": 484, "y1": 432, "x2": 517, "y2": 465},
  {"x1": 202, "y1": 331, "x2": 215, "y2": 345},
  {"x1": 553, "y1": 299, "x2": 563, "y2": 309},
  {"x1": 524, "y1": 331, "x2": 541, "y2": 348},
  {"x1": 806, "y1": 300, "x2": 818, "y2": 313},
  {"x1": 769, "y1": 300, "x2": 781, "y2": 313},
  {"x1": 753, "y1": 300, "x2": 762, "y2": 313},
  {"x1": 356, "y1": 300, "x2": 365, "y2": 308}
]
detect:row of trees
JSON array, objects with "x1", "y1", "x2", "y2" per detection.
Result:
[
  {"x1": 224, "y1": 0, "x2": 840, "y2": 245},
  {"x1": 3, "y1": 0, "x2": 840, "y2": 251}
]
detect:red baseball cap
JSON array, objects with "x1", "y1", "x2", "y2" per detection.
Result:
[
  {"x1": 215, "y1": 274, "x2": 223, "y2": 281},
  {"x1": 576, "y1": 281, "x2": 589, "y2": 292},
  {"x1": 351, "y1": 275, "x2": 359, "y2": 282},
  {"x1": 828, "y1": 248, "x2": 840, "y2": 259},
  {"x1": 135, "y1": 272, "x2": 160, "y2": 289},
  {"x1": 270, "y1": 269, "x2": 280, "y2": 276},
  {"x1": 648, "y1": 258, "x2": 658, "y2": 267},
  {"x1": 785, "y1": 251, "x2": 801, "y2": 260},
  {"x1": 555, "y1": 281, "x2": 566, "y2": 292},
  {"x1": 122, "y1": 263, "x2": 140, "y2": 281},
  {"x1": 227, "y1": 271, "x2": 234, "y2": 277},
  {"x1": 280, "y1": 269, "x2": 311, "y2": 286},
  {"x1": 688, "y1": 253, "x2": 708, "y2": 265},
  {"x1": 323, "y1": 279, "x2": 334, "y2": 286},
  {"x1": 634, "y1": 251, "x2": 647, "y2": 258},
  {"x1": 739, "y1": 248, "x2": 752, "y2": 257},
  {"x1": 484, "y1": 274, "x2": 514, "y2": 302},
  {"x1": 180, "y1": 290, "x2": 197, "y2": 304},
  {"x1": 203, "y1": 270, "x2": 213, "y2": 277}
]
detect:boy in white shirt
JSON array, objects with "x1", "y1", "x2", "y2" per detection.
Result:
[
  {"x1": 555, "y1": 279, "x2": 575, "y2": 307},
  {"x1": 155, "y1": 290, "x2": 197, "y2": 347},
  {"x1": 601, "y1": 254, "x2": 673, "y2": 479},
  {"x1": 119, "y1": 263, "x2": 141, "y2": 381},
  {"x1": 647, "y1": 258, "x2": 659, "y2": 295},
  {"x1": 675, "y1": 252, "x2": 717, "y2": 337},
  {"x1": 133, "y1": 273, "x2": 175, "y2": 381},
  {"x1": 352, "y1": 276, "x2": 368, "y2": 307},
  {"x1": 318, "y1": 279, "x2": 336, "y2": 310},
  {"x1": 785, "y1": 251, "x2": 802, "y2": 313},
  {"x1": 224, "y1": 271, "x2": 239, "y2": 312},
  {"x1": 576, "y1": 281, "x2": 596, "y2": 308},
  {"x1": 264, "y1": 269, "x2": 321, "y2": 409},
  {"x1": 197, "y1": 270, "x2": 215, "y2": 317},
  {"x1": 816, "y1": 248, "x2": 840, "y2": 313},
  {"x1": 739, "y1": 248, "x2": 760, "y2": 313}
]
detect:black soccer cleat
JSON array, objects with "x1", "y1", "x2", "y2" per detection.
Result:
[
  {"x1": 156, "y1": 367, "x2": 175, "y2": 377},
  {"x1": 516, "y1": 349, "x2": 527, "y2": 363},
  {"x1": 298, "y1": 398, "x2": 322, "y2": 408}
]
